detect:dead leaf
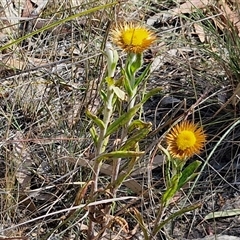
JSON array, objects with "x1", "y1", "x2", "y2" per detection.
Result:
[
  {"x1": 21, "y1": 0, "x2": 34, "y2": 18},
  {"x1": 1, "y1": 54, "x2": 49, "y2": 70},
  {"x1": 29, "y1": 134, "x2": 76, "y2": 144},
  {"x1": 26, "y1": 56, "x2": 49, "y2": 67},
  {"x1": 32, "y1": 0, "x2": 48, "y2": 15},
  {"x1": 86, "y1": 78, "x2": 101, "y2": 114},
  {"x1": 1, "y1": 0, "x2": 19, "y2": 26},
  {"x1": 67, "y1": 157, "x2": 146, "y2": 196},
  {"x1": 130, "y1": 154, "x2": 164, "y2": 176},
  {"x1": 194, "y1": 23, "x2": 206, "y2": 42},
  {"x1": 20, "y1": 0, "x2": 49, "y2": 34},
  {"x1": 15, "y1": 78, "x2": 50, "y2": 117},
  {"x1": 231, "y1": 82, "x2": 240, "y2": 106},
  {"x1": 11, "y1": 131, "x2": 32, "y2": 190},
  {"x1": 2, "y1": 55, "x2": 26, "y2": 70},
  {"x1": 170, "y1": 0, "x2": 212, "y2": 15},
  {"x1": 31, "y1": 0, "x2": 48, "y2": 5},
  {"x1": 220, "y1": 1, "x2": 240, "y2": 36},
  {"x1": 67, "y1": 99, "x2": 83, "y2": 128}
]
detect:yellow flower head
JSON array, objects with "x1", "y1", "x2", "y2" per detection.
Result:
[
  {"x1": 166, "y1": 121, "x2": 206, "y2": 160},
  {"x1": 110, "y1": 23, "x2": 156, "y2": 53}
]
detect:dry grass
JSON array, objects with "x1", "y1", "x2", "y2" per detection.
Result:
[{"x1": 1, "y1": 0, "x2": 240, "y2": 239}]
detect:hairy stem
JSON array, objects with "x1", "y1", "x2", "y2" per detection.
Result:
[
  {"x1": 93, "y1": 87, "x2": 114, "y2": 192},
  {"x1": 111, "y1": 87, "x2": 137, "y2": 196}
]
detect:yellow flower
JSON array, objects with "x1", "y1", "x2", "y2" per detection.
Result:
[
  {"x1": 110, "y1": 23, "x2": 156, "y2": 53},
  {"x1": 166, "y1": 121, "x2": 206, "y2": 160}
]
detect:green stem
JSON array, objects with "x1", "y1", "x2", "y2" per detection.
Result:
[
  {"x1": 89, "y1": 86, "x2": 115, "y2": 239},
  {"x1": 150, "y1": 203, "x2": 201, "y2": 238},
  {"x1": 150, "y1": 202, "x2": 165, "y2": 239},
  {"x1": 111, "y1": 87, "x2": 137, "y2": 195},
  {"x1": 121, "y1": 86, "x2": 137, "y2": 138},
  {"x1": 93, "y1": 87, "x2": 114, "y2": 192},
  {"x1": 111, "y1": 156, "x2": 139, "y2": 190}
]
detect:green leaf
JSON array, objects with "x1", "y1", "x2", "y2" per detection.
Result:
[
  {"x1": 111, "y1": 155, "x2": 139, "y2": 190},
  {"x1": 105, "y1": 43, "x2": 119, "y2": 77},
  {"x1": 162, "y1": 174, "x2": 181, "y2": 207},
  {"x1": 130, "y1": 53, "x2": 143, "y2": 74},
  {"x1": 86, "y1": 109, "x2": 105, "y2": 130},
  {"x1": 105, "y1": 78, "x2": 125, "y2": 101},
  {"x1": 105, "y1": 103, "x2": 142, "y2": 137},
  {"x1": 177, "y1": 160, "x2": 201, "y2": 190},
  {"x1": 132, "y1": 209, "x2": 149, "y2": 240},
  {"x1": 124, "y1": 53, "x2": 143, "y2": 90},
  {"x1": 134, "y1": 62, "x2": 151, "y2": 87},
  {"x1": 121, "y1": 122, "x2": 152, "y2": 150},
  {"x1": 89, "y1": 126, "x2": 98, "y2": 146},
  {"x1": 141, "y1": 87, "x2": 162, "y2": 104},
  {"x1": 97, "y1": 150, "x2": 144, "y2": 162},
  {"x1": 128, "y1": 120, "x2": 151, "y2": 132},
  {"x1": 123, "y1": 70, "x2": 133, "y2": 95},
  {"x1": 100, "y1": 89, "x2": 107, "y2": 102},
  {"x1": 112, "y1": 86, "x2": 125, "y2": 100},
  {"x1": 204, "y1": 209, "x2": 240, "y2": 220},
  {"x1": 153, "y1": 203, "x2": 201, "y2": 236}
]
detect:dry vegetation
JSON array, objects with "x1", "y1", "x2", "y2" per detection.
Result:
[{"x1": 1, "y1": 0, "x2": 240, "y2": 239}]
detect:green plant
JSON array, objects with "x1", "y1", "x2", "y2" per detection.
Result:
[{"x1": 81, "y1": 22, "x2": 207, "y2": 239}]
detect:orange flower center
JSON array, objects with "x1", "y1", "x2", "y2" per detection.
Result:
[{"x1": 176, "y1": 130, "x2": 196, "y2": 150}]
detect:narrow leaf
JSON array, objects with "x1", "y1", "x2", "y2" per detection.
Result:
[
  {"x1": 154, "y1": 203, "x2": 201, "y2": 235},
  {"x1": 121, "y1": 123, "x2": 152, "y2": 150},
  {"x1": 131, "y1": 208, "x2": 149, "y2": 239},
  {"x1": 177, "y1": 160, "x2": 201, "y2": 190},
  {"x1": 89, "y1": 126, "x2": 98, "y2": 146},
  {"x1": 97, "y1": 150, "x2": 144, "y2": 162},
  {"x1": 141, "y1": 87, "x2": 162, "y2": 104},
  {"x1": 128, "y1": 120, "x2": 151, "y2": 132},
  {"x1": 123, "y1": 70, "x2": 133, "y2": 95},
  {"x1": 204, "y1": 209, "x2": 240, "y2": 220},
  {"x1": 130, "y1": 53, "x2": 143, "y2": 74},
  {"x1": 134, "y1": 62, "x2": 151, "y2": 87},
  {"x1": 112, "y1": 86, "x2": 125, "y2": 100},
  {"x1": 162, "y1": 174, "x2": 181, "y2": 207},
  {"x1": 100, "y1": 89, "x2": 107, "y2": 102},
  {"x1": 111, "y1": 155, "x2": 139, "y2": 189},
  {"x1": 86, "y1": 109, "x2": 105, "y2": 130},
  {"x1": 105, "y1": 103, "x2": 142, "y2": 137}
]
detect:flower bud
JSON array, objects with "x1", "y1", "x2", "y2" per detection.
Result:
[{"x1": 105, "y1": 42, "x2": 119, "y2": 77}]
